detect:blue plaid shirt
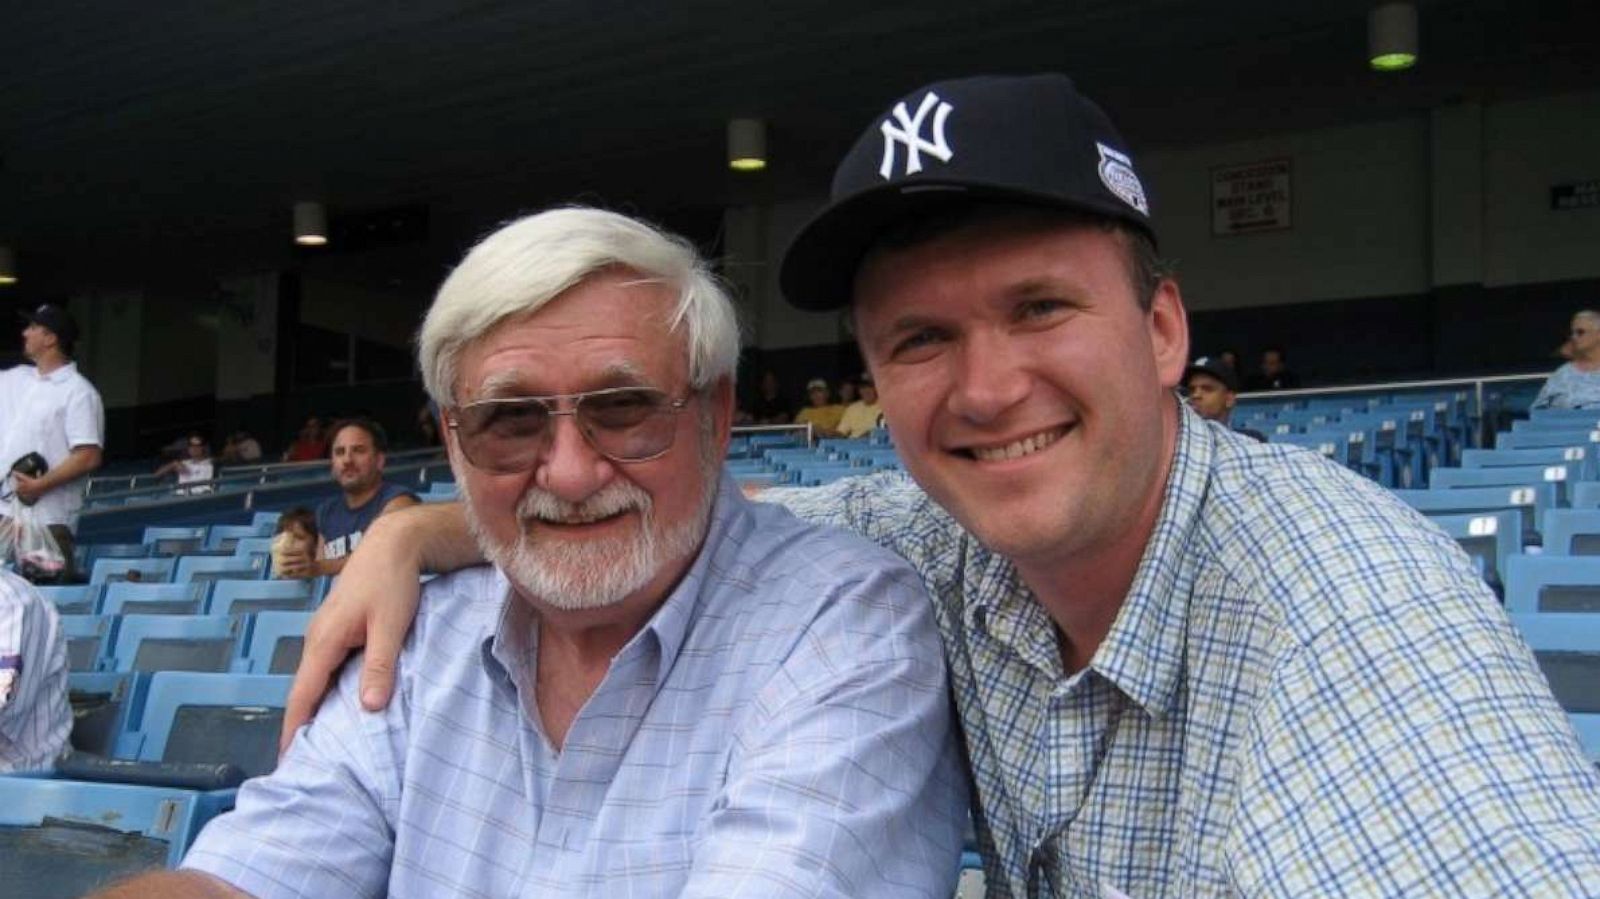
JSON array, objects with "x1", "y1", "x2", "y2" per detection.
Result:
[
  {"x1": 185, "y1": 475, "x2": 968, "y2": 897},
  {"x1": 770, "y1": 404, "x2": 1600, "y2": 898}
]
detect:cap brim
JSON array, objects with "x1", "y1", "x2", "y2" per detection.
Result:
[{"x1": 779, "y1": 181, "x2": 1153, "y2": 313}]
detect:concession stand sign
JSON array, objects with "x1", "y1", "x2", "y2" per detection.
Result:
[{"x1": 1211, "y1": 158, "x2": 1292, "y2": 236}]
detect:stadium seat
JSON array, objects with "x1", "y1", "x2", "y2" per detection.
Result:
[
  {"x1": 1573, "y1": 481, "x2": 1600, "y2": 510},
  {"x1": 80, "y1": 542, "x2": 152, "y2": 572},
  {"x1": 1505, "y1": 555, "x2": 1600, "y2": 614},
  {"x1": 61, "y1": 615, "x2": 114, "y2": 672},
  {"x1": 1509, "y1": 613, "x2": 1600, "y2": 763},
  {"x1": 1423, "y1": 510, "x2": 1521, "y2": 595},
  {"x1": 1391, "y1": 485, "x2": 1554, "y2": 545},
  {"x1": 141, "y1": 526, "x2": 209, "y2": 557},
  {"x1": 1427, "y1": 462, "x2": 1579, "y2": 506},
  {"x1": 100, "y1": 582, "x2": 208, "y2": 617},
  {"x1": 209, "y1": 580, "x2": 315, "y2": 617},
  {"x1": 1495, "y1": 427, "x2": 1600, "y2": 450},
  {"x1": 118, "y1": 671, "x2": 291, "y2": 779},
  {"x1": 173, "y1": 553, "x2": 268, "y2": 585},
  {"x1": 68, "y1": 671, "x2": 150, "y2": 757},
  {"x1": 104, "y1": 615, "x2": 244, "y2": 674},
  {"x1": 238, "y1": 611, "x2": 314, "y2": 674},
  {"x1": 1462, "y1": 445, "x2": 1599, "y2": 480},
  {"x1": 250, "y1": 510, "x2": 281, "y2": 531},
  {"x1": 89, "y1": 556, "x2": 177, "y2": 586},
  {"x1": 1542, "y1": 509, "x2": 1600, "y2": 556},
  {"x1": 37, "y1": 584, "x2": 101, "y2": 616},
  {"x1": 0, "y1": 778, "x2": 227, "y2": 892},
  {"x1": 203, "y1": 523, "x2": 269, "y2": 552},
  {"x1": 1527, "y1": 408, "x2": 1600, "y2": 427}
]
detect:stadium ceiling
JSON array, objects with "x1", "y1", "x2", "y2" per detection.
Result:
[{"x1": 1, "y1": 0, "x2": 1597, "y2": 289}]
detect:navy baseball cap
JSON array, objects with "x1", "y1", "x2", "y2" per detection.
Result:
[
  {"x1": 19, "y1": 303, "x2": 79, "y2": 345},
  {"x1": 780, "y1": 73, "x2": 1157, "y2": 311},
  {"x1": 1184, "y1": 356, "x2": 1239, "y2": 392}
]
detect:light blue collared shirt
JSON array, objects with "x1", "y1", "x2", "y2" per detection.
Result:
[{"x1": 184, "y1": 474, "x2": 968, "y2": 897}]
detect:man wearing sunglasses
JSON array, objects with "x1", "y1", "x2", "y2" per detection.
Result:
[{"x1": 109, "y1": 207, "x2": 965, "y2": 898}]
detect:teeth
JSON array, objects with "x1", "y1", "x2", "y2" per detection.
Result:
[{"x1": 970, "y1": 427, "x2": 1065, "y2": 462}]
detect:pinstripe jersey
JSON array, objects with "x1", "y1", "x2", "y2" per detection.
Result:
[
  {"x1": 768, "y1": 404, "x2": 1600, "y2": 898},
  {"x1": 0, "y1": 569, "x2": 70, "y2": 772},
  {"x1": 184, "y1": 474, "x2": 968, "y2": 897}
]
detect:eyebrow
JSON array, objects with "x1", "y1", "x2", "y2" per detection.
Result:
[{"x1": 469, "y1": 361, "x2": 655, "y2": 401}]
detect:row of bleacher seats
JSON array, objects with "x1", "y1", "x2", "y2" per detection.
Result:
[
  {"x1": 62, "y1": 611, "x2": 312, "y2": 675},
  {"x1": 726, "y1": 430, "x2": 902, "y2": 489},
  {"x1": 44, "y1": 578, "x2": 320, "y2": 619}
]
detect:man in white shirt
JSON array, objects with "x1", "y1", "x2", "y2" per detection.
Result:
[
  {"x1": 0, "y1": 569, "x2": 70, "y2": 772},
  {"x1": 0, "y1": 304, "x2": 106, "y2": 581}
]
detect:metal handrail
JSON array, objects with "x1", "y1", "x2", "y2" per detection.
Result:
[{"x1": 82, "y1": 455, "x2": 451, "y2": 509}]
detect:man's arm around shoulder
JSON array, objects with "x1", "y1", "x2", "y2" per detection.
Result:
[{"x1": 93, "y1": 870, "x2": 250, "y2": 898}]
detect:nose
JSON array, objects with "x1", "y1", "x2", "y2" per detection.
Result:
[
  {"x1": 944, "y1": 332, "x2": 1030, "y2": 424},
  {"x1": 534, "y1": 412, "x2": 617, "y2": 502}
]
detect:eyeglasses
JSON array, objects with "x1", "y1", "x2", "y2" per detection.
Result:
[{"x1": 446, "y1": 386, "x2": 693, "y2": 472}]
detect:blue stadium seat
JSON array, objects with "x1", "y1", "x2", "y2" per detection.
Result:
[
  {"x1": 89, "y1": 556, "x2": 177, "y2": 586},
  {"x1": 101, "y1": 582, "x2": 208, "y2": 617},
  {"x1": 1542, "y1": 509, "x2": 1600, "y2": 556},
  {"x1": 80, "y1": 542, "x2": 152, "y2": 572},
  {"x1": 1527, "y1": 408, "x2": 1600, "y2": 427},
  {"x1": 1508, "y1": 613, "x2": 1600, "y2": 763},
  {"x1": 1573, "y1": 481, "x2": 1600, "y2": 510},
  {"x1": 105, "y1": 615, "x2": 244, "y2": 674},
  {"x1": 61, "y1": 615, "x2": 115, "y2": 672},
  {"x1": 37, "y1": 584, "x2": 101, "y2": 616},
  {"x1": 1422, "y1": 510, "x2": 1521, "y2": 595},
  {"x1": 1462, "y1": 445, "x2": 1599, "y2": 480},
  {"x1": 203, "y1": 523, "x2": 269, "y2": 552},
  {"x1": 209, "y1": 580, "x2": 315, "y2": 617},
  {"x1": 1505, "y1": 555, "x2": 1600, "y2": 614},
  {"x1": 141, "y1": 526, "x2": 209, "y2": 557},
  {"x1": 68, "y1": 671, "x2": 150, "y2": 757},
  {"x1": 1495, "y1": 427, "x2": 1600, "y2": 450},
  {"x1": 1427, "y1": 462, "x2": 1579, "y2": 505},
  {"x1": 118, "y1": 671, "x2": 291, "y2": 779},
  {"x1": 238, "y1": 611, "x2": 315, "y2": 674},
  {"x1": 794, "y1": 464, "x2": 863, "y2": 487},
  {"x1": 173, "y1": 553, "x2": 268, "y2": 585},
  {"x1": 250, "y1": 510, "x2": 282, "y2": 531},
  {"x1": 1391, "y1": 485, "x2": 1554, "y2": 545},
  {"x1": 0, "y1": 778, "x2": 227, "y2": 889}
]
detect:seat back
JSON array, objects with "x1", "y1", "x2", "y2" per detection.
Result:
[
  {"x1": 37, "y1": 584, "x2": 101, "y2": 616},
  {"x1": 141, "y1": 526, "x2": 209, "y2": 557},
  {"x1": 208, "y1": 580, "x2": 314, "y2": 617},
  {"x1": 1508, "y1": 613, "x2": 1600, "y2": 762},
  {"x1": 1541, "y1": 509, "x2": 1600, "y2": 556},
  {"x1": 100, "y1": 582, "x2": 207, "y2": 617},
  {"x1": 1421, "y1": 510, "x2": 1521, "y2": 593},
  {"x1": 107, "y1": 615, "x2": 242, "y2": 674},
  {"x1": 174, "y1": 553, "x2": 268, "y2": 585},
  {"x1": 67, "y1": 671, "x2": 150, "y2": 757},
  {"x1": 239, "y1": 612, "x2": 314, "y2": 674},
  {"x1": 126, "y1": 672, "x2": 292, "y2": 779},
  {"x1": 89, "y1": 557, "x2": 177, "y2": 587},
  {"x1": 1505, "y1": 554, "x2": 1600, "y2": 614},
  {"x1": 61, "y1": 615, "x2": 114, "y2": 672}
]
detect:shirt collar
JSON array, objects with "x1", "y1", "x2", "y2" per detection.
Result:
[
  {"x1": 29, "y1": 361, "x2": 78, "y2": 383},
  {"x1": 1088, "y1": 401, "x2": 1213, "y2": 719},
  {"x1": 479, "y1": 470, "x2": 746, "y2": 691}
]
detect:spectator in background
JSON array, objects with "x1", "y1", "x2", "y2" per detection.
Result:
[
  {"x1": 268, "y1": 508, "x2": 318, "y2": 580},
  {"x1": 219, "y1": 430, "x2": 262, "y2": 465},
  {"x1": 1183, "y1": 356, "x2": 1264, "y2": 442},
  {"x1": 414, "y1": 403, "x2": 441, "y2": 447},
  {"x1": 1533, "y1": 309, "x2": 1600, "y2": 409},
  {"x1": 793, "y1": 377, "x2": 845, "y2": 438},
  {"x1": 1247, "y1": 345, "x2": 1300, "y2": 390},
  {"x1": 1219, "y1": 348, "x2": 1241, "y2": 377},
  {"x1": 276, "y1": 418, "x2": 418, "y2": 579},
  {"x1": 837, "y1": 375, "x2": 859, "y2": 406},
  {"x1": 0, "y1": 569, "x2": 70, "y2": 772},
  {"x1": 0, "y1": 303, "x2": 105, "y2": 583},
  {"x1": 154, "y1": 432, "x2": 215, "y2": 495},
  {"x1": 282, "y1": 416, "x2": 328, "y2": 462},
  {"x1": 836, "y1": 372, "x2": 883, "y2": 438},
  {"x1": 751, "y1": 370, "x2": 792, "y2": 424}
]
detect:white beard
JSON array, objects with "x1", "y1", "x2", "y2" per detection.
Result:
[{"x1": 464, "y1": 439, "x2": 720, "y2": 612}]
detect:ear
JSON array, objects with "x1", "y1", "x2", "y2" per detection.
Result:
[{"x1": 1147, "y1": 279, "x2": 1190, "y2": 390}]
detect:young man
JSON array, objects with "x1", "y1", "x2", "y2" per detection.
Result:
[
  {"x1": 0, "y1": 304, "x2": 105, "y2": 582},
  {"x1": 274, "y1": 419, "x2": 418, "y2": 579},
  {"x1": 105, "y1": 208, "x2": 964, "y2": 898},
  {"x1": 1183, "y1": 355, "x2": 1265, "y2": 441},
  {"x1": 288, "y1": 75, "x2": 1600, "y2": 896},
  {"x1": 836, "y1": 372, "x2": 883, "y2": 438}
]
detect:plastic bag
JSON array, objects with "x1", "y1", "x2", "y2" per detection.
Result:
[{"x1": 4, "y1": 496, "x2": 66, "y2": 584}]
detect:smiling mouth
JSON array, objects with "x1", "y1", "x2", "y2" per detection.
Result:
[
  {"x1": 964, "y1": 425, "x2": 1070, "y2": 462},
  {"x1": 531, "y1": 509, "x2": 632, "y2": 528}
]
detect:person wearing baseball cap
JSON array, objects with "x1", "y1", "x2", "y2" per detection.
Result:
[
  {"x1": 1184, "y1": 355, "x2": 1267, "y2": 442},
  {"x1": 283, "y1": 74, "x2": 1600, "y2": 895},
  {"x1": 2, "y1": 303, "x2": 105, "y2": 582},
  {"x1": 793, "y1": 376, "x2": 845, "y2": 437}
]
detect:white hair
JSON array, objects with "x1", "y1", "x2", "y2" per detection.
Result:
[{"x1": 418, "y1": 206, "x2": 740, "y2": 405}]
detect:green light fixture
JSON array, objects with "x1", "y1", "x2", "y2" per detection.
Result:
[
  {"x1": 727, "y1": 119, "x2": 767, "y2": 172},
  {"x1": 1368, "y1": 3, "x2": 1418, "y2": 72}
]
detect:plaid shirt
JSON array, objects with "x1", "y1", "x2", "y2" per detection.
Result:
[
  {"x1": 185, "y1": 475, "x2": 967, "y2": 897},
  {"x1": 769, "y1": 404, "x2": 1600, "y2": 898}
]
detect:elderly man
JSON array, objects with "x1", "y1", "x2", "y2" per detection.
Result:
[
  {"x1": 105, "y1": 208, "x2": 964, "y2": 898},
  {"x1": 1533, "y1": 309, "x2": 1600, "y2": 409},
  {"x1": 276, "y1": 418, "x2": 419, "y2": 579},
  {"x1": 289, "y1": 76, "x2": 1600, "y2": 896}
]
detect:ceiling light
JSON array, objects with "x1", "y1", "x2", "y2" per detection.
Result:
[
  {"x1": 293, "y1": 201, "x2": 328, "y2": 246},
  {"x1": 1368, "y1": 3, "x2": 1418, "y2": 72},
  {"x1": 727, "y1": 119, "x2": 767, "y2": 172},
  {"x1": 0, "y1": 247, "x2": 16, "y2": 285}
]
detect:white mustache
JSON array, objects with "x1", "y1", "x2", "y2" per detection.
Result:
[{"x1": 517, "y1": 481, "x2": 650, "y2": 525}]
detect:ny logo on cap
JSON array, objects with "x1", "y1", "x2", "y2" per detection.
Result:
[
  {"x1": 1096, "y1": 142, "x2": 1148, "y2": 215},
  {"x1": 879, "y1": 91, "x2": 954, "y2": 180}
]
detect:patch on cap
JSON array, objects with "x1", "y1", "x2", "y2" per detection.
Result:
[
  {"x1": 878, "y1": 91, "x2": 956, "y2": 181},
  {"x1": 1096, "y1": 142, "x2": 1148, "y2": 216}
]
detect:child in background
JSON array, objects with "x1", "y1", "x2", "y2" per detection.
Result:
[{"x1": 270, "y1": 508, "x2": 318, "y2": 580}]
